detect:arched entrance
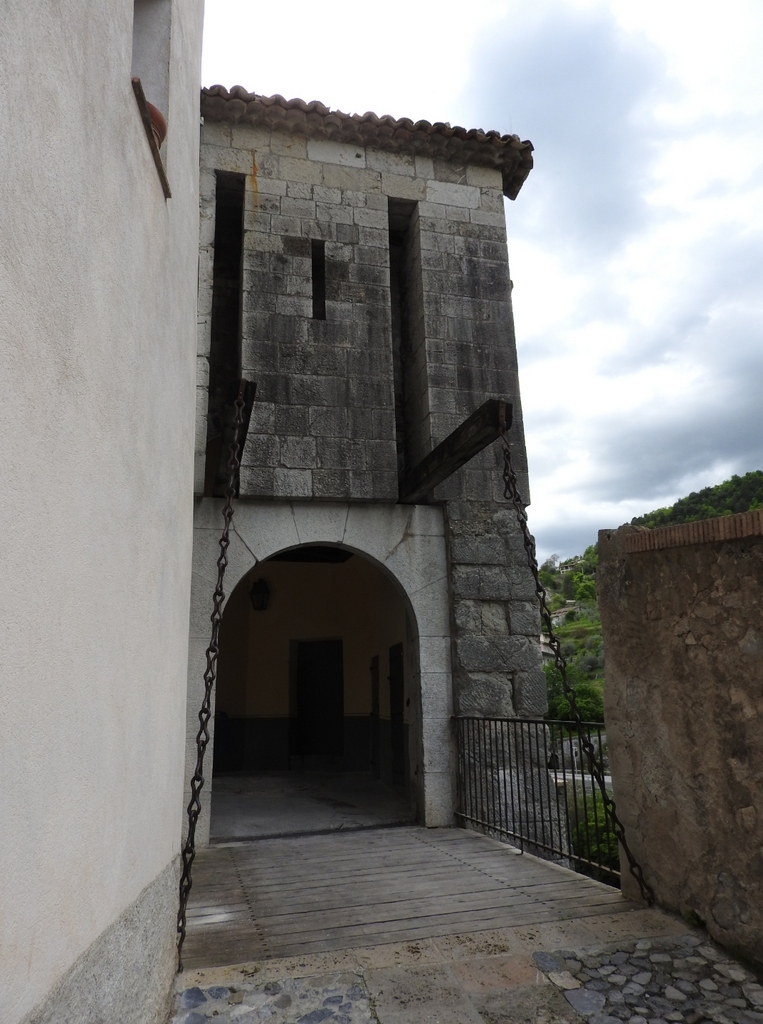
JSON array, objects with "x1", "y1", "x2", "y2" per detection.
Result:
[
  {"x1": 185, "y1": 500, "x2": 454, "y2": 845},
  {"x1": 210, "y1": 544, "x2": 418, "y2": 840}
]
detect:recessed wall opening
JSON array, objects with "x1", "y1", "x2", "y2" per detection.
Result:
[
  {"x1": 388, "y1": 198, "x2": 428, "y2": 481},
  {"x1": 204, "y1": 171, "x2": 246, "y2": 496},
  {"x1": 209, "y1": 545, "x2": 418, "y2": 841},
  {"x1": 131, "y1": 0, "x2": 171, "y2": 117},
  {"x1": 311, "y1": 239, "x2": 327, "y2": 320}
]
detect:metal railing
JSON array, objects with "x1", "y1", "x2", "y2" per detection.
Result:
[{"x1": 456, "y1": 716, "x2": 620, "y2": 886}]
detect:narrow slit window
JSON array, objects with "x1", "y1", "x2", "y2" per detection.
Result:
[
  {"x1": 311, "y1": 239, "x2": 326, "y2": 320},
  {"x1": 388, "y1": 198, "x2": 423, "y2": 479},
  {"x1": 204, "y1": 171, "x2": 246, "y2": 497}
]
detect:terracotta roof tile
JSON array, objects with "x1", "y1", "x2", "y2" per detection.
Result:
[{"x1": 201, "y1": 87, "x2": 533, "y2": 200}]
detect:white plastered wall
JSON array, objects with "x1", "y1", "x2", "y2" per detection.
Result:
[
  {"x1": 187, "y1": 500, "x2": 455, "y2": 842},
  {"x1": 0, "y1": 2, "x2": 203, "y2": 1020}
]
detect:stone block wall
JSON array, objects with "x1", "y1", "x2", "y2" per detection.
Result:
[
  {"x1": 598, "y1": 515, "x2": 763, "y2": 968},
  {"x1": 197, "y1": 117, "x2": 544, "y2": 720},
  {"x1": 447, "y1": 499, "x2": 544, "y2": 718},
  {"x1": 409, "y1": 166, "x2": 539, "y2": 718}
]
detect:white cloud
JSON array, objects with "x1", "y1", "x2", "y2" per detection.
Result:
[
  {"x1": 462, "y1": 1, "x2": 763, "y2": 558},
  {"x1": 201, "y1": 0, "x2": 503, "y2": 124}
]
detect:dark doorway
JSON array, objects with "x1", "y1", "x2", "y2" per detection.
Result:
[
  {"x1": 294, "y1": 639, "x2": 344, "y2": 757},
  {"x1": 389, "y1": 642, "x2": 405, "y2": 785},
  {"x1": 370, "y1": 655, "x2": 380, "y2": 779},
  {"x1": 210, "y1": 552, "x2": 417, "y2": 841}
]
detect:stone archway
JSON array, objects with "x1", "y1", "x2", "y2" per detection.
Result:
[{"x1": 185, "y1": 499, "x2": 453, "y2": 845}]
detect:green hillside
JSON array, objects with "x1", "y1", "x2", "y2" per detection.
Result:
[
  {"x1": 631, "y1": 470, "x2": 763, "y2": 529},
  {"x1": 539, "y1": 548, "x2": 604, "y2": 723},
  {"x1": 539, "y1": 469, "x2": 762, "y2": 722}
]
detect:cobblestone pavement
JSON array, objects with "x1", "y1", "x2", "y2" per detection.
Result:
[
  {"x1": 174, "y1": 916, "x2": 763, "y2": 1024},
  {"x1": 172, "y1": 972, "x2": 376, "y2": 1024},
  {"x1": 533, "y1": 934, "x2": 763, "y2": 1024}
]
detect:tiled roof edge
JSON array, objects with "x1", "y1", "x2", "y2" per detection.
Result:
[
  {"x1": 624, "y1": 509, "x2": 763, "y2": 553},
  {"x1": 200, "y1": 86, "x2": 534, "y2": 200}
]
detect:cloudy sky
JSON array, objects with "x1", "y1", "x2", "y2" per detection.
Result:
[{"x1": 202, "y1": 0, "x2": 763, "y2": 560}]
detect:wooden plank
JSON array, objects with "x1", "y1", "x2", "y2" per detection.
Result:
[
  {"x1": 253, "y1": 884, "x2": 625, "y2": 927},
  {"x1": 187, "y1": 911, "x2": 252, "y2": 924},
  {"x1": 195, "y1": 876, "x2": 611, "y2": 914},
  {"x1": 299, "y1": 844, "x2": 571, "y2": 870},
  {"x1": 250, "y1": 878, "x2": 545, "y2": 912},
  {"x1": 228, "y1": 832, "x2": 530, "y2": 870},
  {"x1": 239, "y1": 827, "x2": 428, "y2": 853},
  {"x1": 200, "y1": 877, "x2": 614, "y2": 920},
  {"x1": 231, "y1": 838, "x2": 520, "y2": 863},
  {"x1": 258, "y1": 896, "x2": 631, "y2": 953},
  {"x1": 255, "y1": 887, "x2": 625, "y2": 938},
  {"x1": 265, "y1": 902, "x2": 635, "y2": 958},
  {"x1": 248, "y1": 881, "x2": 614, "y2": 919},
  {"x1": 232, "y1": 858, "x2": 533, "y2": 888},
  {"x1": 130, "y1": 78, "x2": 171, "y2": 199},
  {"x1": 398, "y1": 399, "x2": 511, "y2": 503},
  {"x1": 262, "y1": 890, "x2": 629, "y2": 939},
  {"x1": 233, "y1": 857, "x2": 599, "y2": 894},
  {"x1": 245, "y1": 863, "x2": 601, "y2": 898},
  {"x1": 274, "y1": 896, "x2": 634, "y2": 947}
]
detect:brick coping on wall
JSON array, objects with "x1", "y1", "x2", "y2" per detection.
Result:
[
  {"x1": 200, "y1": 86, "x2": 534, "y2": 199},
  {"x1": 624, "y1": 508, "x2": 763, "y2": 553}
]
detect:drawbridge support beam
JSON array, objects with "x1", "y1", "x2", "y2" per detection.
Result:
[{"x1": 398, "y1": 398, "x2": 512, "y2": 505}]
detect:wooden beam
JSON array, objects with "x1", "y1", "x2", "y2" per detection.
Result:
[
  {"x1": 131, "y1": 77, "x2": 172, "y2": 199},
  {"x1": 398, "y1": 398, "x2": 511, "y2": 504}
]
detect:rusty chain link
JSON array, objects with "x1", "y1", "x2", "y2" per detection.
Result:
[
  {"x1": 177, "y1": 380, "x2": 250, "y2": 969},
  {"x1": 498, "y1": 426, "x2": 655, "y2": 906}
]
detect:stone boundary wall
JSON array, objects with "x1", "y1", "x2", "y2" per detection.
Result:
[
  {"x1": 598, "y1": 518, "x2": 763, "y2": 969},
  {"x1": 625, "y1": 509, "x2": 763, "y2": 552}
]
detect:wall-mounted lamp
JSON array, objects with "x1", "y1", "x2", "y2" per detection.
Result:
[{"x1": 249, "y1": 578, "x2": 270, "y2": 612}]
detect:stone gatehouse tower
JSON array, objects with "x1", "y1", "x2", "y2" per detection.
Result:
[{"x1": 188, "y1": 87, "x2": 542, "y2": 839}]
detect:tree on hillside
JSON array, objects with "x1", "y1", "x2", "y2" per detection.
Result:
[
  {"x1": 545, "y1": 663, "x2": 604, "y2": 722},
  {"x1": 632, "y1": 470, "x2": 763, "y2": 529},
  {"x1": 538, "y1": 546, "x2": 604, "y2": 723}
]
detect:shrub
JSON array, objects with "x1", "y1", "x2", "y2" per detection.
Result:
[
  {"x1": 539, "y1": 568, "x2": 557, "y2": 591},
  {"x1": 575, "y1": 578, "x2": 596, "y2": 602},
  {"x1": 571, "y1": 793, "x2": 619, "y2": 873},
  {"x1": 544, "y1": 665, "x2": 604, "y2": 723}
]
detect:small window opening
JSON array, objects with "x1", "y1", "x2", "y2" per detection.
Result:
[
  {"x1": 204, "y1": 171, "x2": 246, "y2": 497},
  {"x1": 311, "y1": 239, "x2": 326, "y2": 320},
  {"x1": 131, "y1": 0, "x2": 171, "y2": 118}
]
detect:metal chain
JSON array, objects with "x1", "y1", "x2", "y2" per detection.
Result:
[
  {"x1": 177, "y1": 380, "x2": 248, "y2": 969},
  {"x1": 498, "y1": 427, "x2": 655, "y2": 906}
]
